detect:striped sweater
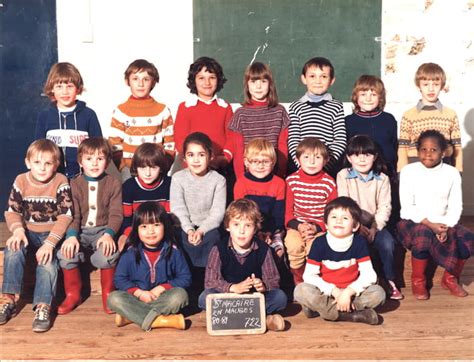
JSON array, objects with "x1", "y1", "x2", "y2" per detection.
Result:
[
  {"x1": 397, "y1": 103, "x2": 462, "y2": 172},
  {"x1": 285, "y1": 168, "x2": 337, "y2": 230},
  {"x1": 109, "y1": 96, "x2": 175, "y2": 170},
  {"x1": 5, "y1": 172, "x2": 73, "y2": 246},
  {"x1": 288, "y1": 99, "x2": 346, "y2": 173}
]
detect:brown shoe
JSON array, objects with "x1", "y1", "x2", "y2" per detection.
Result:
[{"x1": 266, "y1": 314, "x2": 285, "y2": 332}]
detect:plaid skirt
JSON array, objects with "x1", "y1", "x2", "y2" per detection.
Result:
[{"x1": 397, "y1": 219, "x2": 474, "y2": 273}]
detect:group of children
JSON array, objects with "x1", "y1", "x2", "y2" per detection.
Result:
[{"x1": 0, "y1": 56, "x2": 472, "y2": 334}]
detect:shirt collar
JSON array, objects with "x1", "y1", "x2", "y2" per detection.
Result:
[
  {"x1": 346, "y1": 168, "x2": 381, "y2": 182},
  {"x1": 416, "y1": 99, "x2": 443, "y2": 112},
  {"x1": 184, "y1": 93, "x2": 228, "y2": 108},
  {"x1": 299, "y1": 92, "x2": 333, "y2": 103}
]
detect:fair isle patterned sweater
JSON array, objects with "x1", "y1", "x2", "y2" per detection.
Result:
[
  {"x1": 5, "y1": 172, "x2": 73, "y2": 246},
  {"x1": 109, "y1": 96, "x2": 175, "y2": 170}
]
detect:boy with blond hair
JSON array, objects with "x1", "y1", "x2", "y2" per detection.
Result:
[
  {"x1": 199, "y1": 199, "x2": 288, "y2": 332},
  {"x1": 109, "y1": 59, "x2": 175, "y2": 181},
  {"x1": 284, "y1": 138, "x2": 337, "y2": 285},
  {"x1": 397, "y1": 62, "x2": 462, "y2": 172},
  {"x1": 57, "y1": 137, "x2": 122, "y2": 315},
  {"x1": 1, "y1": 139, "x2": 73, "y2": 332}
]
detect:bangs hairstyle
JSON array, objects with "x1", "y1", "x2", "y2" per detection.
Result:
[
  {"x1": 77, "y1": 137, "x2": 112, "y2": 164},
  {"x1": 224, "y1": 199, "x2": 262, "y2": 230},
  {"x1": 26, "y1": 139, "x2": 61, "y2": 166},
  {"x1": 295, "y1": 137, "x2": 329, "y2": 160},
  {"x1": 351, "y1": 75, "x2": 386, "y2": 112},
  {"x1": 183, "y1": 132, "x2": 213, "y2": 158},
  {"x1": 125, "y1": 59, "x2": 159, "y2": 90},
  {"x1": 243, "y1": 62, "x2": 278, "y2": 107},
  {"x1": 417, "y1": 129, "x2": 448, "y2": 152},
  {"x1": 302, "y1": 57, "x2": 335, "y2": 79},
  {"x1": 130, "y1": 143, "x2": 169, "y2": 177},
  {"x1": 415, "y1": 62, "x2": 446, "y2": 88},
  {"x1": 324, "y1": 196, "x2": 362, "y2": 228},
  {"x1": 344, "y1": 135, "x2": 386, "y2": 175},
  {"x1": 187, "y1": 56, "x2": 227, "y2": 94},
  {"x1": 244, "y1": 138, "x2": 277, "y2": 164},
  {"x1": 127, "y1": 202, "x2": 177, "y2": 263},
  {"x1": 43, "y1": 62, "x2": 84, "y2": 100}
]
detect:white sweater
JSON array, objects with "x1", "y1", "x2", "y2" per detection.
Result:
[{"x1": 399, "y1": 161, "x2": 462, "y2": 227}]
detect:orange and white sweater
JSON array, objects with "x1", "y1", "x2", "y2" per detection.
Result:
[{"x1": 109, "y1": 96, "x2": 175, "y2": 170}]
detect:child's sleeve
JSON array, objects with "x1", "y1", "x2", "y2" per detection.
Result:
[
  {"x1": 109, "y1": 106, "x2": 126, "y2": 152},
  {"x1": 4, "y1": 177, "x2": 26, "y2": 233},
  {"x1": 173, "y1": 102, "x2": 189, "y2": 155},
  {"x1": 170, "y1": 174, "x2": 194, "y2": 233},
  {"x1": 434, "y1": 169, "x2": 462, "y2": 227},
  {"x1": 47, "y1": 180, "x2": 74, "y2": 246},
  {"x1": 326, "y1": 103, "x2": 346, "y2": 171},
  {"x1": 168, "y1": 247, "x2": 192, "y2": 289},
  {"x1": 261, "y1": 248, "x2": 280, "y2": 291},
  {"x1": 450, "y1": 112, "x2": 463, "y2": 172},
  {"x1": 346, "y1": 238, "x2": 377, "y2": 295},
  {"x1": 288, "y1": 103, "x2": 302, "y2": 166},
  {"x1": 399, "y1": 166, "x2": 419, "y2": 222},
  {"x1": 336, "y1": 170, "x2": 349, "y2": 197},
  {"x1": 65, "y1": 179, "x2": 82, "y2": 238},
  {"x1": 397, "y1": 112, "x2": 410, "y2": 172},
  {"x1": 34, "y1": 111, "x2": 48, "y2": 140},
  {"x1": 303, "y1": 240, "x2": 336, "y2": 295},
  {"x1": 284, "y1": 177, "x2": 297, "y2": 228},
  {"x1": 87, "y1": 109, "x2": 103, "y2": 137},
  {"x1": 233, "y1": 177, "x2": 246, "y2": 200},
  {"x1": 161, "y1": 107, "x2": 176, "y2": 161},
  {"x1": 231, "y1": 133, "x2": 245, "y2": 179},
  {"x1": 272, "y1": 178, "x2": 286, "y2": 231},
  {"x1": 120, "y1": 179, "x2": 134, "y2": 237},
  {"x1": 374, "y1": 175, "x2": 392, "y2": 231},
  {"x1": 104, "y1": 178, "x2": 123, "y2": 237},
  {"x1": 204, "y1": 245, "x2": 232, "y2": 292},
  {"x1": 198, "y1": 175, "x2": 226, "y2": 234},
  {"x1": 113, "y1": 252, "x2": 135, "y2": 291},
  {"x1": 276, "y1": 127, "x2": 289, "y2": 178}
]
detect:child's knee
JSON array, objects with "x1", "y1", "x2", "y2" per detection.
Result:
[
  {"x1": 284, "y1": 230, "x2": 305, "y2": 256},
  {"x1": 167, "y1": 287, "x2": 189, "y2": 308},
  {"x1": 106, "y1": 290, "x2": 123, "y2": 310}
]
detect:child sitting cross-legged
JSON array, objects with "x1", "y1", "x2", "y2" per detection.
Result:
[
  {"x1": 294, "y1": 197, "x2": 386, "y2": 325},
  {"x1": 198, "y1": 199, "x2": 288, "y2": 332}
]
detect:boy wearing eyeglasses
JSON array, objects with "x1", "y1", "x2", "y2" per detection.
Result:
[
  {"x1": 284, "y1": 137, "x2": 337, "y2": 285},
  {"x1": 234, "y1": 138, "x2": 285, "y2": 258}
]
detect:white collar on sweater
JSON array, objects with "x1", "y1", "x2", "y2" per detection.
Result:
[
  {"x1": 184, "y1": 93, "x2": 228, "y2": 108},
  {"x1": 326, "y1": 232, "x2": 354, "y2": 252}
]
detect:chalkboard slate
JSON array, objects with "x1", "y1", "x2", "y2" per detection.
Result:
[
  {"x1": 193, "y1": 0, "x2": 381, "y2": 103},
  {"x1": 206, "y1": 293, "x2": 266, "y2": 335}
]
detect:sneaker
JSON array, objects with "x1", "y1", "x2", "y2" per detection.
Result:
[
  {"x1": 388, "y1": 280, "x2": 404, "y2": 300},
  {"x1": 32, "y1": 304, "x2": 52, "y2": 333},
  {"x1": 0, "y1": 297, "x2": 17, "y2": 325},
  {"x1": 266, "y1": 314, "x2": 285, "y2": 332},
  {"x1": 302, "y1": 305, "x2": 319, "y2": 318}
]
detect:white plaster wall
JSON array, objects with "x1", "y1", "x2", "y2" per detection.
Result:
[{"x1": 56, "y1": 0, "x2": 474, "y2": 214}]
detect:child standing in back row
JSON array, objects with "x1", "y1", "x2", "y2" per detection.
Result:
[
  {"x1": 227, "y1": 62, "x2": 290, "y2": 178},
  {"x1": 35, "y1": 62, "x2": 102, "y2": 178},
  {"x1": 288, "y1": 57, "x2": 346, "y2": 177},
  {"x1": 109, "y1": 59, "x2": 175, "y2": 181},
  {"x1": 397, "y1": 63, "x2": 462, "y2": 172}
]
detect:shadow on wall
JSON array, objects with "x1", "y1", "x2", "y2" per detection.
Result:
[{"x1": 463, "y1": 108, "x2": 474, "y2": 215}]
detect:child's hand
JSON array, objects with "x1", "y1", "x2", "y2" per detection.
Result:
[
  {"x1": 97, "y1": 234, "x2": 117, "y2": 257},
  {"x1": 230, "y1": 277, "x2": 254, "y2": 294},
  {"x1": 358, "y1": 225, "x2": 370, "y2": 239},
  {"x1": 188, "y1": 229, "x2": 204, "y2": 246},
  {"x1": 334, "y1": 288, "x2": 355, "y2": 312},
  {"x1": 209, "y1": 155, "x2": 228, "y2": 170},
  {"x1": 150, "y1": 285, "x2": 166, "y2": 298},
  {"x1": 251, "y1": 273, "x2": 266, "y2": 292},
  {"x1": 367, "y1": 227, "x2": 377, "y2": 243},
  {"x1": 6, "y1": 228, "x2": 28, "y2": 251},
  {"x1": 61, "y1": 236, "x2": 80, "y2": 259},
  {"x1": 258, "y1": 231, "x2": 272, "y2": 245},
  {"x1": 118, "y1": 234, "x2": 128, "y2": 252},
  {"x1": 331, "y1": 287, "x2": 342, "y2": 300},
  {"x1": 436, "y1": 231, "x2": 448, "y2": 243},
  {"x1": 422, "y1": 219, "x2": 448, "y2": 235},
  {"x1": 301, "y1": 223, "x2": 317, "y2": 242},
  {"x1": 36, "y1": 243, "x2": 54, "y2": 265},
  {"x1": 135, "y1": 289, "x2": 157, "y2": 303}
]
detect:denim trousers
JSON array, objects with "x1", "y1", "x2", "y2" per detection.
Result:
[
  {"x1": 294, "y1": 283, "x2": 386, "y2": 321},
  {"x1": 57, "y1": 226, "x2": 119, "y2": 269},
  {"x1": 180, "y1": 228, "x2": 221, "y2": 268},
  {"x1": 107, "y1": 287, "x2": 189, "y2": 331},
  {"x1": 371, "y1": 228, "x2": 396, "y2": 281},
  {"x1": 198, "y1": 288, "x2": 288, "y2": 314},
  {"x1": 2, "y1": 231, "x2": 58, "y2": 307}
]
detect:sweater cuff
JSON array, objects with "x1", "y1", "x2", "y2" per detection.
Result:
[
  {"x1": 223, "y1": 149, "x2": 233, "y2": 162},
  {"x1": 104, "y1": 228, "x2": 116, "y2": 237},
  {"x1": 160, "y1": 283, "x2": 173, "y2": 290},
  {"x1": 127, "y1": 287, "x2": 139, "y2": 295},
  {"x1": 66, "y1": 229, "x2": 79, "y2": 239}
]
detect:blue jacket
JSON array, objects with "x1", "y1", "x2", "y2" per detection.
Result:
[
  {"x1": 114, "y1": 241, "x2": 192, "y2": 291},
  {"x1": 35, "y1": 100, "x2": 102, "y2": 178}
]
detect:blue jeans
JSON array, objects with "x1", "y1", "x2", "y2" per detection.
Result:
[
  {"x1": 57, "y1": 226, "x2": 119, "y2": 269},
  {"x1": 107, "y1": 288, "x2": 188, "y2": 331},
  {"x1": 198, "y1": 288, "x2": 288, "y2": 314},
  {"x1": 371, "y1": 229, "x2": 396, "y2": 281},
  {"x1": 1, "y1": 231, "x2": 58, "y2": 307},
  {"x1": 180, "y1": 228, "x2": 221, "y2": 268}
]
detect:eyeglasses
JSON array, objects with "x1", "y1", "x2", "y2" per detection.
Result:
[{"x1": 248, "y1": 159, "x2": 272, "y2": 167}]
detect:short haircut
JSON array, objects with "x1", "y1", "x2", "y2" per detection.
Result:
[
  {"x1": 302, "y1": 57, "x2": 335, "y2": 79},
  {"x1": 324, "y1": 196, "x2": 361, "y2": 228},
  {"x1": 183, "y1": 132, "x2": 213, "y2": 158},
  {"x1": 124, "y1": 59, "x2": 159, "y2": 90},
  {"x1": 344, "y1": 135, "x2": 386, "y2": 175},
  {"x1": 77, "y1": 137, "x2": 112, "y2": 165},
  {"x1": 243, "y1": 62, "x2": 279, "y2": 107},
  {"x1": 130, "y1": 142, "x2": 169, "y2": 177},
  {"x1": 26, "y1": 139, "x2": 61, "y2": 166},
  {"x1": 351, "y1": 75, "x2": 386, "y2": 112},
  {"x1": 417, "y1": 129, "x2": 448, "y2": 152},
  {"x1": 295, "y1": 137, "x2": 329, "y2": 160},
  {"x1": 187, "y1": 56, "x2": 227, "y2": 94},
  {"x1": 415, "y1": 62, "x2": 446, "y2": 88},
  {"x1": 224, "y1": 198, "x2": 262, "y2": 230},
  {"x1": 244, "y1": 138, "x2": 276, "y2": 164},
  {"x1": 43, "y1": 62, "x2": 84, "y2": 100}
]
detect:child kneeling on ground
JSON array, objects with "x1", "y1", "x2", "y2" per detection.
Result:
[
  {"x1": 294, "y1": 197, "x2": 386, "y2": 325},
  {"x1": 107, "y1": 202, "x2": 191, "y2": 331},
  {"x1": 198, "y1": 199, "x2": 288, "y2": 332}
]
